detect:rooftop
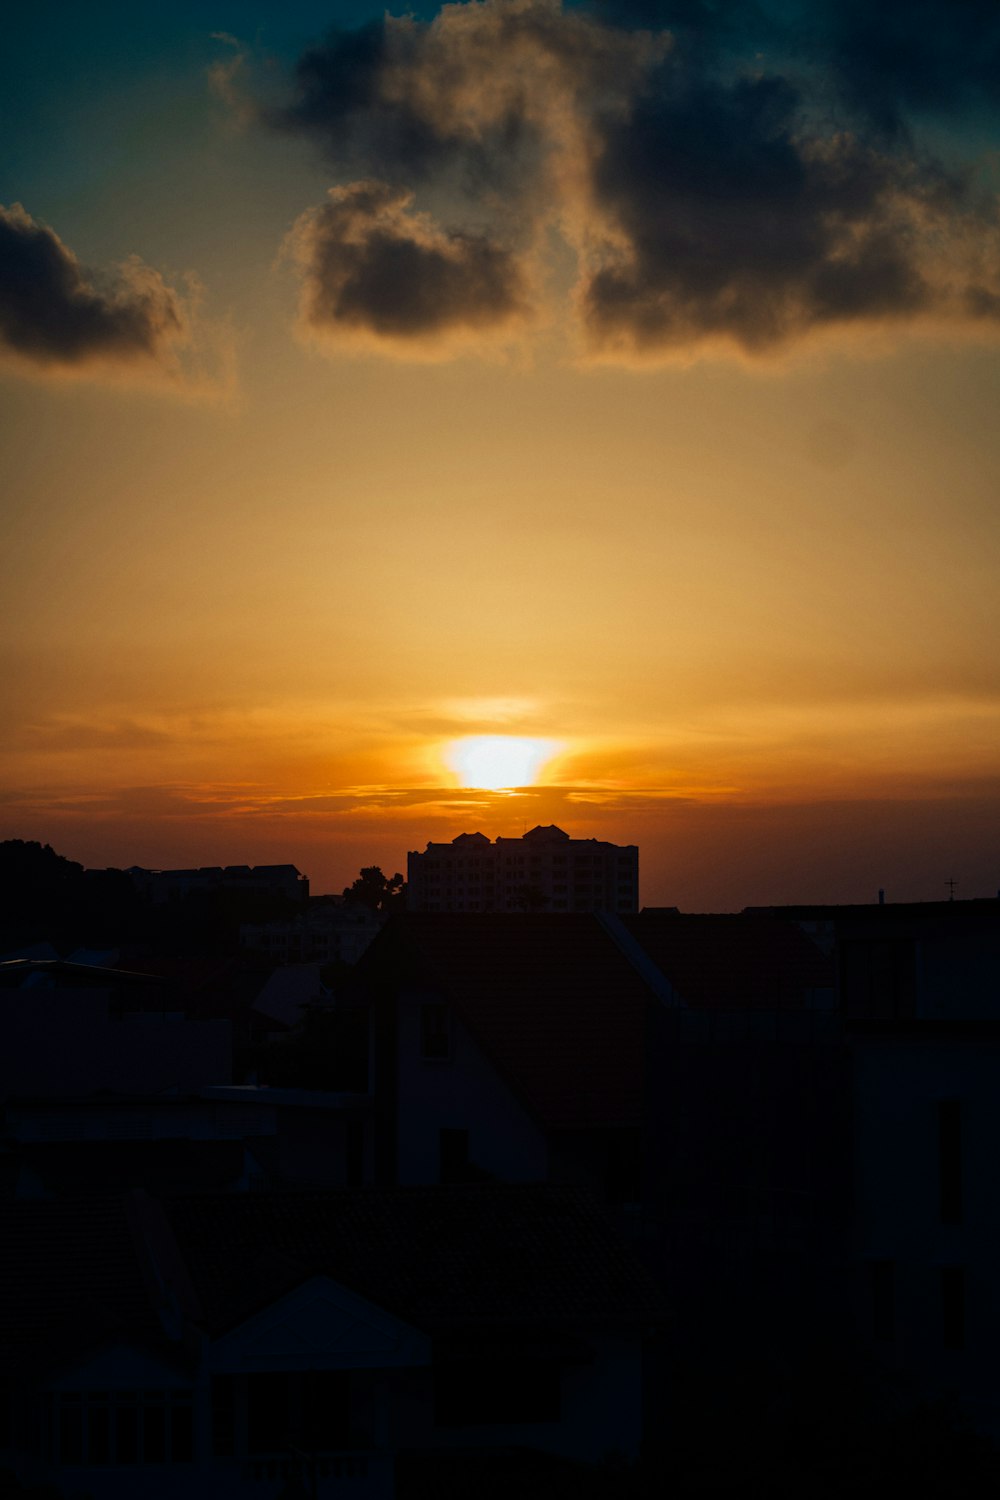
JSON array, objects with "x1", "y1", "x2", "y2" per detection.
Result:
[{"x1": 361, "y1": 913, "x2": 654, "y2": 1129}]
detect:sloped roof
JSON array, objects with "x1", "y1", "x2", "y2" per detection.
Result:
[
  {"x1": 0, "y1": 1197, "x2": 160, "y2": 1376},
  {"x1": 363, "y1": 914, "x2": 655, "y2": 1129},
  {"x1": 163, "y1": 1184, "x2": 666, "y2": 1336},
  {"x1": 624, "y1": 911, "x2": 834, "y2": 1009}
]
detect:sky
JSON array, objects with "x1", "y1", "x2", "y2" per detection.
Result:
[{"x1": 1, "y1": 0, "x2": 999, "y2": 909}]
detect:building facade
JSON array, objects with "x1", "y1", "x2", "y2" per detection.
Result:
[{"x1": 406, "y1": 826, "x2": 638, "y2": 913}]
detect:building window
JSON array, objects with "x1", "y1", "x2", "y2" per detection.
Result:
[
  {"x1": 942, "y1": 1267, "x2": 965, "y2": 1350},
  {"x1": 605, "y1": 1128, "x2": 642, "y2": 1204},
  {"x1": 53, "y1": 1391, "x2": 193, "y2": 1466},
  {"x1": 870, "y1": 1260, "x2": 895, "y2": 1342},
  {"x1": 938, "y1": 1100, "x2": 962, "y2": 1225},
  {"x1": 440, "y1": 1128, "x2": 470, "y2": 1184},
  {"x1": 420, "y1": 1003, "x2": 451, "y2": 1060}
]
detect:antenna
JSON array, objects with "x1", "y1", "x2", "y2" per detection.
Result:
[{"x1": 945, "y1": 876, "x2": 957, "y2": 902}]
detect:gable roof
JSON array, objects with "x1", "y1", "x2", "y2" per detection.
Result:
[
  {"x1": 363, "y1": 914, "x2": 656, "y2": 1129},
  {"x1": 624, "y1": 911, "x2": 834, "y2": 1010},
  {"x1": 163, "y1": 1184, "x2": 666, "y2": 1336},
  {"x1": 0, "y1": 1186, "x2": 666, "y2": 1375}
]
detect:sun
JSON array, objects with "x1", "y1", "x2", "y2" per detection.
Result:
[{"x1": 445, "y1": 735, "x2": 561, "y2": 790}]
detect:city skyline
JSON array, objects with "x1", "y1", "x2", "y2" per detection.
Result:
[{"x1": 2, "y1": 0, "x2": 998, "y2": 910}]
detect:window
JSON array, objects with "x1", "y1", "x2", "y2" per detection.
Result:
[
  {"x1": 605, "y1": 1128, "x2": 641, "y2": 1205},
  {"x1": 420, "y1": 1004, "x2": 451, "y2": 1060},
  {"x1": 54, "y1": 1391, "x2": 193, "y2": 1466},
  {"x1": 841, "y1": 939, "x2": 916, "y2": 1017},
  {"x1": 938, "y1": 1100, "x2": 962, "y2": 1225},
  {"x1": 440, "y1": 1128, "x2": 469, "y2": 1184},
  {"x1": 434, "y1": 1359, "x2": 561, "y2": 1426},
  {"x1": 346, "y1": 1117, "x2": 365, "y2": 1187},
  {"x1": 942, "y1": 1267, "x2": 965, "y2": 1351},
  {"x1": 870, "y1": 1260, "x2": 895, "y2": 1342},
  {"x1": 212, "y1": 1376, "x2": 236, "y2": 1457}
]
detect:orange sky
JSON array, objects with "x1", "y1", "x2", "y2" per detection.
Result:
[{"x1": 1, "y1": 1, "x2": 999, "y2": 908}]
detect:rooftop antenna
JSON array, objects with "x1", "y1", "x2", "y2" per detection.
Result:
[{"x1": 946, "y1": 876, "x2": 957, "y2": 902}]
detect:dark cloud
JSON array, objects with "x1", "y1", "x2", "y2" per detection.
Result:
[
  {"x1": 258, "y1": 0, "x2": 1000, "y2": 362},
  {"x1": 580, "y1": 67, "x2": 979, "y2": 354},
  {"x1": 0, "y1": 203, "x2": 188, "y2": 372},
  {"x1": 825, "y1": 0, "x2": 1000, "y2": 137},
  {"x1": 287, "y1": 180, "x2": 528, "y2": 353},
  {"x1": 271, "y1": 15, "x2": 544, "y2": 206}
]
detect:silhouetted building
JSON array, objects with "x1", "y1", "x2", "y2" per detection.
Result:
[
  {"x1": 832, "y1": 900, "x2": 1000, "y2": 1425},
  {"x1": 240, "y1": 899, "x2": 382, "y2": 964},
  {"x1": 1, "y1": 1086, "x2": 373, "y2": 1200},
  {"x1": 601, "y1": 910, "x2": 849, "y2": 1458},
  {"x1": 0, "y1": 1185, "x2": 664, "y2": 1497},
  {"x1": 360, "y1": 912, "x2": 661, "y2": 1202},
  {"x1": 0, "y1": 959, "x2": 232, "y2": 1099},
  {"x1": 406, "y1": 826, "x2": 638, "y2": 913},
  {"x1": 128, "y1": 863, "x2": 309, "y2": 904}
]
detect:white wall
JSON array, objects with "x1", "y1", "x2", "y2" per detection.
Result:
[
  {"x1": 852, "y1": 1032, "x2": 1000, "y2": 1426},
  {"x1": 394, "y1": 989, "x2": 548, "y2": 1184}
]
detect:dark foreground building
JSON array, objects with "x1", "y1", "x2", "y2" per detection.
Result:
[{"x1": 0, "y1": 1185, "x2": 664, "y2": 1499}]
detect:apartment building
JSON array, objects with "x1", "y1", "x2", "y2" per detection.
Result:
[{"x1": 406, "y1": 825, "x2": 638, "y2": 913}]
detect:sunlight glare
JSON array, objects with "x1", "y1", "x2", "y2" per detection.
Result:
[{"x1": 445, "y1": 735, "x2": 561, "y2": 790}]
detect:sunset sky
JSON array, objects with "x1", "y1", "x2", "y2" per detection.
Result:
[{"x1": 2, "y1": 0, "x2": 998, "y2": 909}]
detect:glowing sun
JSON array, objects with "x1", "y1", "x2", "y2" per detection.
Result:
[{"x1": 445, "y1": 735, "x2": 561, "y2": 790}]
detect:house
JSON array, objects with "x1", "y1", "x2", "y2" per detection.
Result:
[
  {"x1": 630, "y1": 911, "x2": 850, "y2": 1419},
  {"x1": 240, "y1": 900, "x2": 383, "y2": 966},
  {"x1": 836, "y1": 900, "x2": 1000, "y2": 1428},
  {"x1": 0, "y1": 959, "x2": 232, "y2": 1099},
  {"x1": 0, "y1": 1184, "x2": 666, "y2": 1498},
  {"x1": 1, "y1": 1085, "x2": 374, "y2": 1200},
  {"x1": 359, "y1": 913, "x2": 661, "y2": 1202}
]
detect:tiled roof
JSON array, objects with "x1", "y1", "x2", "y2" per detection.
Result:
[
  {"x1": 0, "y1": 1197, "x2": 160, "y2": 1376},
  {"x1": 364, "y1": 915, "x2": 655, "y2": 1129},
  {"x1": 163, "y1": 1184, "x2": 667, "y2": 1335},
  {"x1": 624, "y1": 911, "x2": 834, "y2": 1009}
]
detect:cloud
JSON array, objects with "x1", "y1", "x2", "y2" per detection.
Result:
[
  {"x1": 271, "y1": 3, "x2": 657, "y2": 207},
  {"x1": 580, "y1": 69, "x2": 1000, "y2": 357},
  {"x1": 0, "y1": 203, "x2": 231, "y2": 391},
  {"x1": 286, "y1": 180, "x2": 530, "y2": 355},
  {"x1": 822, "y1": 0, "x2": 1000, "y2": 137},
  {"x1": 243, "y1": 0, "x2": 1000, "y2": 362}
]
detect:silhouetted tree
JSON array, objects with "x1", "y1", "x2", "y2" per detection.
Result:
[
  {"x1": 0, "y1": 839, "x2": 142, "y2": 952},
  {"x1": 342, "y1": 866, "x2": 405, "y2": 913}
]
